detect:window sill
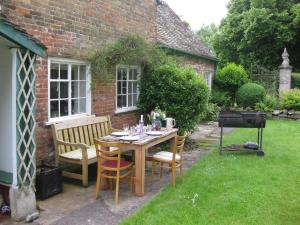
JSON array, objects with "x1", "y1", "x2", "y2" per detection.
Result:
[
  {"x1": 44, "y1": 114, "x2": 95, "y2": 126},
  {"x1": 115, "y1": 107, "x2": 139, "y2": 115}
]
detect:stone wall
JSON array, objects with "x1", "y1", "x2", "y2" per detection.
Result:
[{"x1": 1, "y1": 0, "x2": 156, "y2": 164}]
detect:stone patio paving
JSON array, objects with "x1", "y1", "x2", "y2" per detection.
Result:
[{"x1": 3, "y1": 122, "x2": 223, "y2": 225}]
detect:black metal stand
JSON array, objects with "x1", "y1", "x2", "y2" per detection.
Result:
[{"x1": 219, "y1": 123, "x2": 265, "y2": 156}]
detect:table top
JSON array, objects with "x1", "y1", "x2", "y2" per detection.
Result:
[{"x1": 101, "y1": 128, "x2": 178, "y2": 145}]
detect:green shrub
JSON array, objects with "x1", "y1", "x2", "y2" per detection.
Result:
[
  {"x1": 264, "y1": 95, "x2": 278, "y2": 109},
  {"x1": 211, "y1": 88, "x2": 232, "y2": 108},
  {"x1": 202, "y1": 103, "x2": 220, "y2": 121},
  {"x1": 280, "y1": 89, "x2": 300, "y2": 110},
  {"x1": 236, "y1": 83, "x2": 266, "y2": 108},
  {"x1": 138, "y1": 63, "x2": 209, "y2": 134},
  {"x1": 215, "y1": 63, "x2": 249, "y2": 99},
  {"x1": 291, "y1": 73, "x2": 300, "y2": 89}
]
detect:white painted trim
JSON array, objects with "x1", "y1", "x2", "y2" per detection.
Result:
[
  {"x1": 44, "y1": 113, "x2": 94, "y2": 126},
  {"x1": 115, "y1": 64, "x2": 141, "y2": 112},
  {"x1": 115, "y1": 106, "x2": 139, "y2": 114},
  {"x1": 10, "y1": 48, "x2": 17, "y2": 186},
  {"x1": 47, "y1": 57, "x2": 92, "y2": 122}
]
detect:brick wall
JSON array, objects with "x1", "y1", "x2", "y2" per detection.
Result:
[
  {"x1": 2, "y1": 0, "x2": 156, "y2": 164},
  {"x1": 176, "y1": 55, "x2": 216, "y2": 75}
]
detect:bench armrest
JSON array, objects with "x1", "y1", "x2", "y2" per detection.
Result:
[{"x1": 56, "y1": 139, "x2": 90, "y2": 160}]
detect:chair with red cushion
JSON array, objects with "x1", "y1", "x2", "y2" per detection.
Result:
[{"x1": 94, "y1": 139, "x2": 134, "y2": 205}]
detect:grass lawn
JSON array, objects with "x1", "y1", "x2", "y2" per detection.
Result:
[{"x1": 121, "y1": 120, "x2": 300, "y2": 225}]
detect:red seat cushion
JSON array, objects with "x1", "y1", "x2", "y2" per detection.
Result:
[{"x1": 102, "y1": 160, "x2": 131, "y2": 168}]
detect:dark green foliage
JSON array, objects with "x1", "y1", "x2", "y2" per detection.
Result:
[
  {"x1": 291, "y1": 73, "x2": 300, "y2": 89},
  {"x1": 280, "y1": 89, "x2": 300, "y2": 110},
  {"x1": 138, "y1": 63, "x2": 209, "y2": 134},
  {"x1": 211, "y1": 88, "x2": 232, "y2": 108},
  {"x1": 213, "y1": 0, "x2": 300, "y2": 70},
  {"x1": 202, "y1": 103, "x2": 220, "y2": 121},
  {"x1": 236, "y1": 83, "x2": 266, "y2": 108},
  {"x1": 255, "y1": 95, "x2": 278, "y2": 112},
  {"x1": 215, "y1": 63, "x2": 249, "y2": 100},
  {"x1": 196, "y1": 23, "x2": 218, "y2": 51}
]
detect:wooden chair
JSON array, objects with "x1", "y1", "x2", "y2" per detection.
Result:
[
  {"x1": 94, "y1": 139, "x2": 134, "y2": 205},
  {"x1": 151, "y1": 135, "x2": 186, "y2": 187}
]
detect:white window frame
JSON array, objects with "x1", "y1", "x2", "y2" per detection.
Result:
[
  {"x1": 115, "y1": 64, "x2": 141, "y2": 114},
  {"x1": 47, "y1": 57, "x2": 92, "y2": 124},
  {"x1": 204, "y1": 70, "x2": 213, "y2": 90}
]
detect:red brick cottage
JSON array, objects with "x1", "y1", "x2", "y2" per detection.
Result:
[{"x1": 0, "y1": 0, "x2": 216, "y2": 169}]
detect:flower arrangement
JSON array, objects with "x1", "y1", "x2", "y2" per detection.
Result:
[{"x1": 150, "y1": 106, "x2": 166, "y2": 120}]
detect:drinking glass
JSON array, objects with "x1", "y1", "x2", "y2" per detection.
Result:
[
  {"x1": 123, "y1": 124, "x2": 129, "y2": 133},
  {"x1": 130, "y1": 126, "x2": 136, "y2": 136}
]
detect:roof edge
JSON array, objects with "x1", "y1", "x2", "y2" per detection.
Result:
[
  {"x1": 0, "y1": 18, "x2": 47, "y2": 57},
  {"x1": 159, "y1": 44, "x2": 218, "y2": 63}
]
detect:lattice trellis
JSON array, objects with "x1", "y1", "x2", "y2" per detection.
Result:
[{"x1": 15, "y1": 49, "x2": 36, "y2": 188}]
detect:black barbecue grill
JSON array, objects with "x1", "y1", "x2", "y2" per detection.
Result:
[{"x1": 218, "y1": 111, "x2": 266, "y2": 156}]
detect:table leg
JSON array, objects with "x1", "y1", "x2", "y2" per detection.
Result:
[{"x1": 134, "y1": 146, "x2": 145, "y2": 196}]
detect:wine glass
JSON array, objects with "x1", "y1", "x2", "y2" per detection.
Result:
[{"x1": 123, "y1": 124, "x2": 129, "y2": 133}]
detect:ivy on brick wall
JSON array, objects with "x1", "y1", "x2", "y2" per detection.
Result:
[{"x1": 90, "y1": 34, "x2": 172, "y2": 82}]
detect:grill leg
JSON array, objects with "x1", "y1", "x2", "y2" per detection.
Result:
[{"x1": 219, "y1": 126, "x2": 223, "y2": 155}]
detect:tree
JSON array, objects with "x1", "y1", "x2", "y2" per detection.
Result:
[
  {"x1": 213, "y1": 0, "x2": 300, "y2": 70},
  {"x1": 196, "y1": 23, "x2": 218, "y2": 51}
]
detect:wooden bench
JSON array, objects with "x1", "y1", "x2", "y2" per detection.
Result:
[{"x1": 51, "y1": 115, "x2": 119, "y2": 186}]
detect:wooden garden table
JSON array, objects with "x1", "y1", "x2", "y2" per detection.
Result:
[{"x1": 102, "y1": 128, "x2": 178, "y2": 196}]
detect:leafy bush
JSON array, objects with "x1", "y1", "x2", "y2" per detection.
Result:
[
  {"x1": 210, "y1": 88, "x2": 232, "y2": 108},
  {"x1": 280, "y1": 89, "x2": 300, "y2": 110},
  {"x1": 236, "y1": 83, "x2": 266, "y2": 108},
  {"x1": 215, "y1": 63, "x2": 249, "y2": 99},
  {"x1": 138, "y1": 63, "x2": 209, "y2": 134},
  {"x1": 264, "y1": 95, "x2": 278, "y2": 109},
  {"x1": 291, "y1": 73, "x2": 300, "y2": 89},
  {"x1": 202, "y1": 103, "x2": 220, "y2": 121}
]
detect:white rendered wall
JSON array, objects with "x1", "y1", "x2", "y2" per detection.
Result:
[{"x1": 0, "y1": 43, "x2": 13, "y2": 173}]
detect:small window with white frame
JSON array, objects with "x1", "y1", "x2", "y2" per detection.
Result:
[
  {"x1": 204, "y1": 71, "x2": 213, "y2": 90},
  {"x1": 116, "y1": 65, "x2": 140, "y2": 113},
  {"x1": 48, "y1": 58, "x2": 91, "y2": 122}
]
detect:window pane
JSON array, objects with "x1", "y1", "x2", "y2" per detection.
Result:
[
  {"x1": 79, "y1": 66, "x2": 86, "y2": 80},
  {"x1": 50, "y1": 82, "x2": 59, "y2": 99},
  {"x1": 117, "y1": 68, "x2": 122, "y2": 81},
  {"x1": 128, "y1": 82, "x2": 132, "y2": 94},
  {"x1": 122, "y1": 81, "x2": 127, "y2": 94},
  {"x1": 50, "y1": 101, "x2": 59, "y2": 118},
  {"x1": 79, "y1": 81, "x2": 86, "y2": 98},
  {"x1": 72, "y1": 65, "x2": 79, "y2": 80},
  {"x1": 50, "y1": 64, "x2": 59, "y2": 79},
  {"x1": 60, "y1": 64, "x2": 68, "y2": 80},
  {"x1": 132, "y1": 82, "x2": 137, "y2": 93},
  {"x1": 117, "y1": 96, "x2": 123, "y2": 108},
  {"x1": 72, "y1": 81, "x2": 79, "y2": 98},
  {"x1": 60, "y1": 100, "x2": 68, "y2": 117},
  {"x1": 60, "y1": 82, "x2": 68, "y2": 99},
  {"x1": 122, "y1": 69, "x2": 127, "y2": 80},
  {"x1": 129, "y1": 69, "x2": 133, "y2": 80},
  {"x1": 133, "y1": 69, "x2": 138, "y2": 80},
  {"x1": 122, "y1": 95, "x2": 127, "y2": 107},
  {"x1": 79, "y1": 98, "x2": 86, "y2": 113},
  {"x1": 117, "y1": 82, "x2": 122, "y2": 94},
  {"x1": 128, "y1": 94, "x2": 132, "y2": 107},
  {"x1": 133, "y1": 94, "x2": 137, "y2": 106},
  {"x1": 71, "y1": 99, "x2": 79, "y2": 115}
]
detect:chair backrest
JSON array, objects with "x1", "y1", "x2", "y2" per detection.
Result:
[
  {"x1": 94, "y1": 139, "x2": 122, "y2": 171},
  {"x1": 52, "y1": 115, "x2": 113, "y2": 155},
  {"x1": 176, "y1": 135, "x2": 186, "y2": 157}
]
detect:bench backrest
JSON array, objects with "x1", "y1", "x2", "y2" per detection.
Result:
[{"x1": 52, "y1": 116, "x2": 112, "y2": 155}]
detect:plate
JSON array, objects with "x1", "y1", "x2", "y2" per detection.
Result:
[
  {"x1": 111, "y1": 132, "x2": 129, "y2": 137},
  {"x1": 120, "y1": 136, "x2": 140, "y2": 141},
  {"x1": 146, "y1": 131, "x2": 164, "y2": 136}
]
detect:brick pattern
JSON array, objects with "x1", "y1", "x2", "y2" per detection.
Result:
[
  {"x1": 2, "y1": 0, "x2": 156, "y2": 164},
  {"x1": 1, "y1": 0, "x2": 216, "y2": 164},
  {"x1": 177, "y1": 55, "x2": 216, "y2": 74}
]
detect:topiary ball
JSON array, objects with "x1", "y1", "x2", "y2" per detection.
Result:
[{"x1": 236, "y1": 83, "x2": 266, "y2": 108}]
